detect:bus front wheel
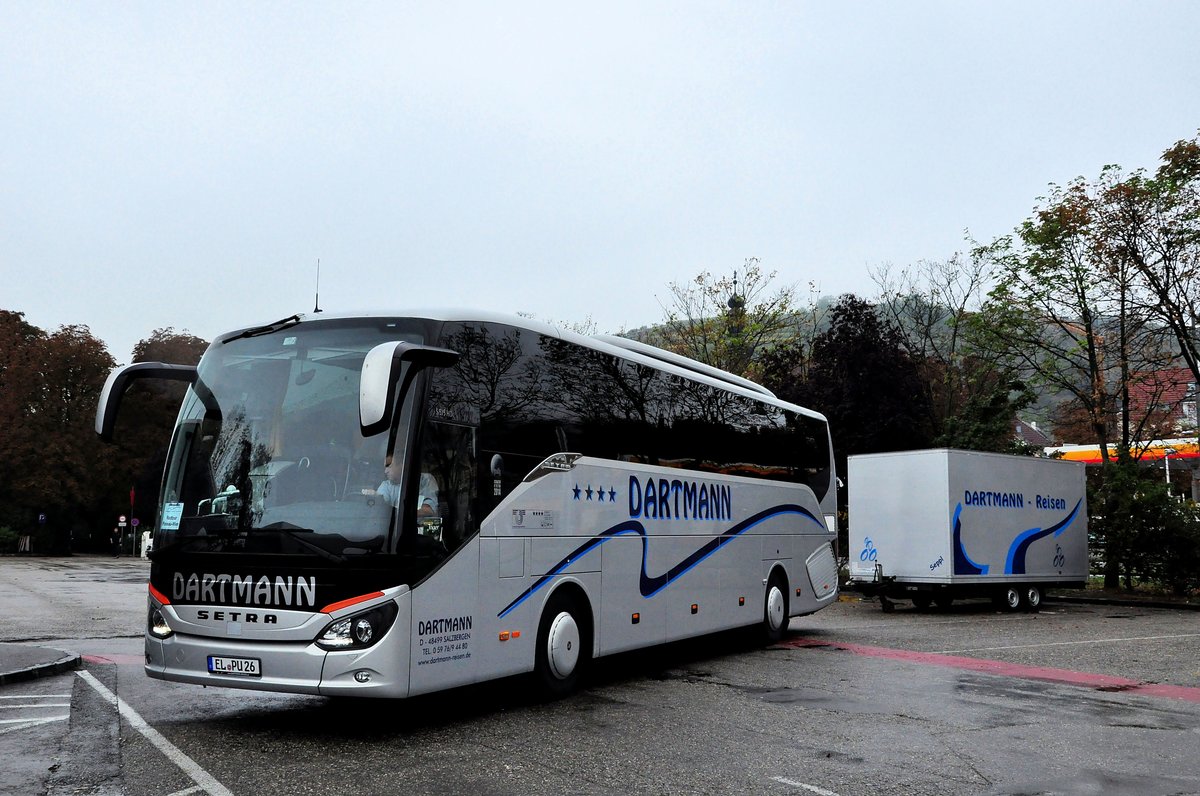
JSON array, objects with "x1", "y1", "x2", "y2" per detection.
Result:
[
  {"x1": 761, "y1": 572, "x2": 790, "y2": 644},
  {"x1": 534, "y1": 592, "x2": 591, "y2": 698}
]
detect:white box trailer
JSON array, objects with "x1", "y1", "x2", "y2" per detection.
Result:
[{"x1": 847, "y1": 449, "x2": 1088, "y2": 611}]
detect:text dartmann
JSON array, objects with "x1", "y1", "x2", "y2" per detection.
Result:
[{"x1": 171, "y1": 572, "x2": 317, "y2": 607}]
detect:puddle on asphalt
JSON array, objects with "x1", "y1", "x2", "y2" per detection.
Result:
[{"x1": 759, "y1": 686, "x2": 886, "y2": 714}]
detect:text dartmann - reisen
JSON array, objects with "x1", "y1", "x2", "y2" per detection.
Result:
[
  {"x1": 962, "y1": 491, "x2": 1070, "y2": 511},
  {"x1": 171, "y1": 572, "x2": 317, "y2": 607}
]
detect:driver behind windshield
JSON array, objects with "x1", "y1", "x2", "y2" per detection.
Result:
[{"x1": 363, "y1": 455, "x2": 439, "y2": 517}]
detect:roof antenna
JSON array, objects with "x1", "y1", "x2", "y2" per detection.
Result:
[{"x1": 313, "y1": 258, "x2": 322, "y2": 313}]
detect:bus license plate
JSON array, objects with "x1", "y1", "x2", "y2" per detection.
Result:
[{"x1": 207, "y1": 656, "x2": 261, "y2": 677}]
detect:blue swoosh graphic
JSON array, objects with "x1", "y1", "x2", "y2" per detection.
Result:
[
  {"x1": 497, "y1": 504, "x2": 825, "y2": 618},
  {"x1": 1005, "y1": 499, "x2": 1082, "y2": 575},
  {"x1": 951, "y1": 503, "x2": 989, "y2": 575}
]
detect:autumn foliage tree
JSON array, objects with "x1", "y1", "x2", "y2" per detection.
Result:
[
  {"x1": 0, "y1": 315, "x2": 209, "y2": 553},
  {"x1": 972, "y1": 134, "x2": 1200, "y2": 589},
  {"x1": 0, "y1": 312, "x2": 118, "y2": 551},
  {"x1": 116, "y1": 328, "x2": 210, "y2": 533}
]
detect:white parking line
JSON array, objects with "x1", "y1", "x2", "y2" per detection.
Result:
[
  {"x1": 937, "y1": 631, "x2": 1200, "y2": 654},
  {"x1": 0, "y1": 694, "x2": 71, "y2": 699},
  {"x1": 0, "y1": 715, "x2": 68, "y2": 735},
  {"x1": 0, "y1": 703, "x2": 70, "y2": 709},
  {"x1": 771, "y1": 776, "x2": 841, "y2": 795},
  {"x1": 76, "y1": 671, "x2": 233, "y2": 796}
]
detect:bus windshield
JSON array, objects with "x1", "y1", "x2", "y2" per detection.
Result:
[{"x1": 154, "y1": 319, "x2": 430, "y2": 560}]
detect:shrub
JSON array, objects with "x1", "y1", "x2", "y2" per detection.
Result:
[{"x1": 1090, "y1": 461, "x2": 1200, "y2": 594}]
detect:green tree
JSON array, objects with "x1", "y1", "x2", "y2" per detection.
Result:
[
  {"x1": 1090, "y1": 461, "x2": 1200, "y2": 595},
  {"x1": 764, "y1": 294, "x2": 934, "y2": 485},
  {"x1": 977, "y1": 148, "x2": 1183, "y2": 588}
]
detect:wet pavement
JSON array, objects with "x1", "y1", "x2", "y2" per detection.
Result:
[{"x1": 3, "y1": 555, "x2": 1200, "y2": 795}]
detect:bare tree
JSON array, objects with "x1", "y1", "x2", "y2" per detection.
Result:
[
  {"x1": 871, "y1": 249, "x2": 1000, "y2": 443},
  {"x1": 648, "y1": 258, "x2": 798, "y2": 379}
]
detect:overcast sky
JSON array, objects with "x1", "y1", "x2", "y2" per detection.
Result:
[{"x1": 3, "y1": 2, "x2": 1197, "y2": 364}]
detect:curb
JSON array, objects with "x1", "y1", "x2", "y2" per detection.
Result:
[{"x1": 0, "y1": 649, "x2": 82, "y2": 687}]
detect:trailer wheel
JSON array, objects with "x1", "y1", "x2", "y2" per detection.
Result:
[
  {"x1": 911, "y1": 594, "x2": 933, "y2": 611},
  {"x1": 761, "y1": 572, "x2": 790, "y2": 643},
  {"x1": 1022, "y1": 585, "x2": 1042, "y2": 613},
  {"x1": 533, "y1": 591, "x2": 591, "y2": 699},
  {"x1": 998, "y1": 586, "x2": 1022, "y2": 612}
]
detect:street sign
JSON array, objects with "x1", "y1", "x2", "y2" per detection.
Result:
[
  {"x1": 119, "y1": 515, "x2": 127, "y2": 523},
  {"x1": 38, "y1": 513, "x2": 46, "y2": 524},
  {"x1": 132, "y1": 518, "x2": 140, "y2": 527}
]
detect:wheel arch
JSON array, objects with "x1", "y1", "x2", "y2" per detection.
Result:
[{"x1": 765, "y1": 561, "x2": 790, "y2": 590}]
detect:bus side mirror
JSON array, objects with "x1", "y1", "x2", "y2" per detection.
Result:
[
  {"x1": 359, "y1": 342, "x2": 460, "y2": 437},
  {"x1": 95, "y1": 362, "x2": 198, "y2": 442}
]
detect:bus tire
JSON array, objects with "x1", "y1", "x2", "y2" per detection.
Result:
[
  {"x1": 761, "y1": 572, "x2": 790, "y2": 643},
  {"x1": 1022, "y1": 585, "x2": 1042, "y2": 613},
  {"x1": 998, "y1": 586, "x2": 1022, "y2": 612},
  {"x1": 533, "y1": 591, "x2": 591, "y2": 699}
]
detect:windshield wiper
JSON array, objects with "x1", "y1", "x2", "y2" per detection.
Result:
[
  {"x1": 257, "y1": 522, "x2": 347, "y2": 564},
  {"x1": 221, "y1": 314, "x2": 303, "y2": 344}
]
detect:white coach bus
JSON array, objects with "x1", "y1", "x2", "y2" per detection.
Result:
[{"x1": 96, "y1": 311, "x2": 839, "y2": 698}]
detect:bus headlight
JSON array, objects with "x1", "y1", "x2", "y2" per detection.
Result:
[
  {"x1": 148, "y1": 606, "x2": 173, "y2": 639},
  {"x1": 315, "y1": 602, "x2": 397, "y2": 651}
]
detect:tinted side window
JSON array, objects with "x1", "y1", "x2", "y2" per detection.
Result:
[
  {"x1": 789, "y1": 412, "x2": 831, "y2": 502},
  {"x1": 540, "y1": 337, "x2": 663, "y2": 462},
  {"x1": 415, "y1": 418, "x2": 476, "y2": 555},
  {"x1": 434, "y1": 323, "x2": 558, "y2": 508},
  {"x1": 434, "y1": 326, "x2": 831, "y2": 505}
]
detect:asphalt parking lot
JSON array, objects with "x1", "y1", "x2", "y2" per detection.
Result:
[{"x1": 3, "y1": 556, "x2": 1200, "y2": 796}]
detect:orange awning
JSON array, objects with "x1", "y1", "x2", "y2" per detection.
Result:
[{"x1": 1047, "y1": 439, "x2": 1199, "y2": 465}]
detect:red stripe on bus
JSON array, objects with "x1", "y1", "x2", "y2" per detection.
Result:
[
  {"x1": 148, "y1": 583, "x2": 170, "y2": 605},
  {"x1": 783, "y1": 637, "x2": 1200, "y2": 704},
  {"x1": 321, "y1": 591, "x2": 385, "y2": 614}
]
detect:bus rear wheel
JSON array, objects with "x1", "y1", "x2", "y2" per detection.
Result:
[
  {"x1": 1021, "y1": 585, "x2": 1042, "y2": 612},
  {"x1": 761, "y1": 573, "x2": 790, "y2": 644},
  {"x1": 534, "y1": 591, "x2": 591, "y2": 699}
]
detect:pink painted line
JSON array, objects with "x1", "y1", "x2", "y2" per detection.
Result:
[
  {"x1": 83, "y1": 654, "x2": 145, "y2": 666},
  {"x1": 785, "y1": 637, "x2": 1200, "y2": 704}
]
